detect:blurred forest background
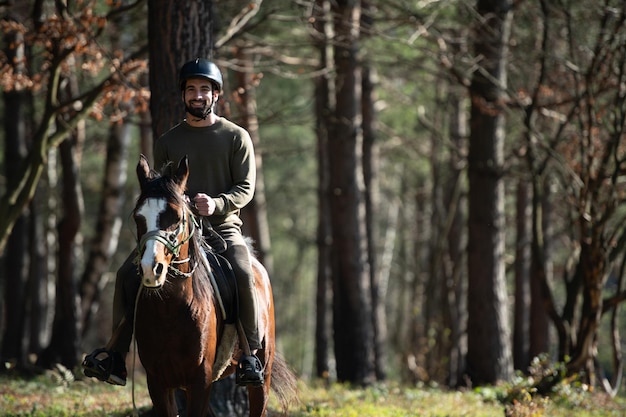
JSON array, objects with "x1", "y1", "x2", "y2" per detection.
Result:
[{"x1": 1, "y1": 0, "x2": 626, "y2": 400}]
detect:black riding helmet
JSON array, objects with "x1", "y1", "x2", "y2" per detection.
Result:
[{"x1": 179, "y1": 58, "x2": 223, "y2": 92}]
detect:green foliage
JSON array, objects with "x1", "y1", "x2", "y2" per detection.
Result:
[{"x1": 470, "y1": 355, "x2": 626, "y2": 417}]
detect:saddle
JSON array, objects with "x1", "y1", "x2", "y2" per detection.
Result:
[{"x1": 203, "y1": 249, "x2": 238, "y2": 324}]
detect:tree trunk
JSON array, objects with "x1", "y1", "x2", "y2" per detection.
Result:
[
  {"x1": 235, "y1": 46, "x2": 274, "y2": 275},
  {"x1": 466, "y1": 0, "x2": 513, "y2": 385},
  {"x1": 79, "y1": 118, "x2": 131, "y2": 336},
  {"x1": 1, "y1": 13, "x2": 30, "y2": 369},
  {"x1": 445, "y1": 87, "x2": 467, "y2": 387},
  {"x1": 568, "y1": 228, "x2": 605, "y2": 386},
  {"x1": 362, "y1": 64, "x2": 385, "y2": 381},
  {"x1": 529, "y1": 179, "x2": 551, "y2": 360},
  {"x1": 38, "y1": 133, "x2": 84, "y2": 369},
  {"x1": 312, "y1": 0, "x2": 333, "y2": 380},
  {"x1": 27, "y1": 187, "x2": 49, "y2": 358},
  {"x1": 425, "y1": 80, "x2": 448, "y2": 384},
  {"x1": 513, "y1": 180, "x2": 531, "y2": 372},
  {"x1": 407, "y1": 183, "x2": 428, "y2": 383},
  {"x1": 38, "y1": 46, "x2": 85, "y2": 369},
  {"x1": 2, "y1": 72, "x2": 29, "y2": 368},
  {"x1": 148, "y1": 0, "x2": 215, "y2": 138},
  {"x1": 139, "y1": 73, "x2": 154, "y2": 161},
  {"x1": 329, "y1": 0, "x2": 376, "y2": 385},
  {"x1": 361, "y1": 0, "x2": 385, "y2": 382}
]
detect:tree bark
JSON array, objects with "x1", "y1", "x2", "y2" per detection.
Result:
[
  {"x1": 329, "y1": 0, "x2": 376, "y2": 385},
  {"x1": 312, "y1": 0, "x2": 333, "y2": 380},
  {"x1": 360, "y1": 0, "x2": 385, "y2": 382},
  {"x1": 513, "y1": 180, "x2": 531, "y2": 372},
  {"x1": 27, "y1": 187, "x2": 49, "y2": 357},
  {"x1": 362, "y1": 64, "x2": 385, "y2": 381},
  {"x1": 445, "y1": 87, "x2": 467, "y2": 387},
  {"x1": 38, "y1": 132, "x2": 84, "y2": 369},
  {"x1": 148, "y1": 0, "x2": 216, "y2": 139},
  {"x1": 466, "y1": 0, "x2": 514, "y2": 385},
  {"x1": 529, "y1": 179, "x2": 551, "y2": 360},
  {"x1": 1, "y1": 20, "x2": 29, "y2": 367}
]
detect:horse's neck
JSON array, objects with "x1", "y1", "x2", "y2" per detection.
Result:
[{"x1": 172, "y1": 279, "x2": 195, "y2": 304}]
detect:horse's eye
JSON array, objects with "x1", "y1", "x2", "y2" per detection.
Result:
[{"x1": 168, "y1": 233, "x2": 177, "y2": 243}]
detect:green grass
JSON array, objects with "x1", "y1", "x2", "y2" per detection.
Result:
[
  {"x1": 0, "y1": 370, "x2": 152, "y2": 417},
  {"x1": 1, "y1": 370, "x2": 625, "y2": 417},
  {"x1": 291, "y1": 383, "x2": 504, "y2": 416},
  {"x1": 290, "y1": 382, "x2": 626, "y2": 417}
]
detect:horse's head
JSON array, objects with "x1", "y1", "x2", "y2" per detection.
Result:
[{"x1": 133, "y1": 155, "x2": 194, "y2": 288}]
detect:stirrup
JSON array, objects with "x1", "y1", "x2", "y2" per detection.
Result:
[
  {"x1": 236, "y1": 354, "x2": 264, "y2": 386},
  {"x1": 82, "y1": 348, "x2": 127, "y2": 386}
]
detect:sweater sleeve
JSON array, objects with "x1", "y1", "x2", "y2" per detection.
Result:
[{"x1": 213, "y1": 128, "x2": 256, "y2": 215}]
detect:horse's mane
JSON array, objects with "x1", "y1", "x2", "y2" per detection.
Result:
[
  {"x1": 137, "y1": 163, "x2": 185, "y2": 203},
  {"x1": 187, "y1": 224, "x2": 215, "y2": 315}
]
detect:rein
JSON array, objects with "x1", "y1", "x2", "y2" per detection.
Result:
[{"x1": 135, "y1": 207, "x2": 199, "y2": 278}]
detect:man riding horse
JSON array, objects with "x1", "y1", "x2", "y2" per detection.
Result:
[{"x1": 83, "y1": 58, "x2": 264, "y2": 387}]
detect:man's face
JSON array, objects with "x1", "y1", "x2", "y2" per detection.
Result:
[{"x1": 183, "y1": 77, "x2": 217, "y2": 119}]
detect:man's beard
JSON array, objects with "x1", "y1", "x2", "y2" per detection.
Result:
[{"x1": 185, "y1": 101, "x2": 213, "y2": 119}]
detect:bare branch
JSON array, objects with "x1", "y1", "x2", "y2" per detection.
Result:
[{"x1": 215, "y1": 0, "x2": 263, "y2": 49}]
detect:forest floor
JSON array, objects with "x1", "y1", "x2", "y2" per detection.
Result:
[{"x1": 1, "y1": 368, "x2": 625, "y2": 417}]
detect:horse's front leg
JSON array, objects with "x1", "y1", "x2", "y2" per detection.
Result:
[
  {"x1": 185, "y1": 385, "x2": 212, "y2": 417},
  {"x1": 147, "y1": 380, "x2": 178, "y2": 417}
]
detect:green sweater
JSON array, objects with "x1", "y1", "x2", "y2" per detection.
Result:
[{"x1": 153, "y1": 118, "x2": 256, "y2": 231}]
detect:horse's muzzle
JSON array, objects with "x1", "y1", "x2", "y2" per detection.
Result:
[
  {"x1": 138, "y1": 238, "x2": 171, "y2": 288},
  {"x1": 140, "y1": 260, "x2": 168, "y2": 288}
]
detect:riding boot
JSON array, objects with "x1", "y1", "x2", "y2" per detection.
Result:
[{"x1": 234, "y1": 267, "x2": 264, "y2": 386}]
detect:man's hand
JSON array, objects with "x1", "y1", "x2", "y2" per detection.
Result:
[{"x1": 193, "y1": 193, "x2": 216, "y2": 216}]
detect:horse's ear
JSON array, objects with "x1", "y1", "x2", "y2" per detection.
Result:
[
  {"x1": 137, "y1": 154, "x2": 151, "y2": 188},
  {"x1": 174, "y1": 156, "x2": 190, "y2": 189}
]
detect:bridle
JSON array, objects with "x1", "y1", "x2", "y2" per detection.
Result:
[{"x1": 135, "y1": 205, "x2": 198, "y2": 278}]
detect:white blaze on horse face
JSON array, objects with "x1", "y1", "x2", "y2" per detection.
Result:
[{"x1": 137, "y1": 198, "x2": 169, "y2": 287}]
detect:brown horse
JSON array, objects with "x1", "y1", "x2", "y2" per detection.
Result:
[{"x1": 132, "y1": 155, "x2": 296, "y2": 417}]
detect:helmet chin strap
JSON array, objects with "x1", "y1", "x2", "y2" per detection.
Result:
[
  {"x1": 185, "y1": 103, "x2": 213, "y2": 120},
  {"x1": 200, "y1": 106, "x2": 212, "y2": 120},
  {"x1": 184, "y1": 93, "x2": 217, "y2": 120}
]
